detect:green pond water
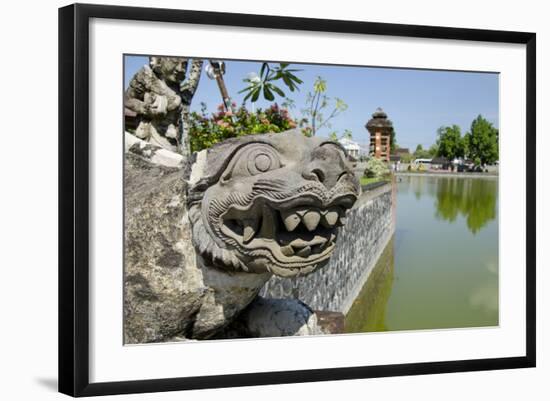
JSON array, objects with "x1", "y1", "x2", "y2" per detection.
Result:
[{"x1": 345, "y1": 175, "x2": 499, "y2": 333}]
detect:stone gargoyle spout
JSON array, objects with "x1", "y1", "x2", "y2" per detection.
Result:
[{"x1": 187, "y1": 129, "x2": 361, "y2": 278}]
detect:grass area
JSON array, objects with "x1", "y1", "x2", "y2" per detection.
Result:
[{"x1": 360, "y1": 176, "x2": 384, "y2": 186}]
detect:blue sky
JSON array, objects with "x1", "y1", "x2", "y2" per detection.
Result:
[{"x1": 124, "y1": 55, "x2": 498, "y2": 150}]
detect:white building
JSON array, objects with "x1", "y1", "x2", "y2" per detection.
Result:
[{"x1": 338, "y1": 137, "x2": 361, "y2": 159}]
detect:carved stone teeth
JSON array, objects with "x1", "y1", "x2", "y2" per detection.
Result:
[
  {"x1": 259, "y1": 204, "x2": 276, "y2": 238},
  {"x1": 280, "y1": 210, "x2": 301, "y2": 232},
  {"x1": 296, "y1": 245, "x2": 312, "y2": 258},
  {"x1": 280, "y1": 244, "x2": 295, "y2": 257},
  {"x1": 302, "y1": 210, "x2": 321, "y2": 231},
  {"x1": 321, "y1": 208, "x2": 339, "y2": 228},
  {"x1": 312, "y1": 244, "x2": 324, "y2": 253},
  {"x1": 290, "y1": 236, "x2": 327, "y2": 248},
  {"x1": 242, "y1": 218, "x2": 259, "y2": 243}
]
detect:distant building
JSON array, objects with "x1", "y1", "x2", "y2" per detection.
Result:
[
  {"x1": 358, "y1": 144, "x2": 370, "y2": 158},
  {"x1": 366, "y1": 107, "x2": 393, "y2": 162},
  {"x1": 389, "y1": 154, "x2": 401, "y2": 162},
  {"x1": 390, "y1": 147, "x2": 411, "y2": 162},
  {"x1": 430, "y1": 156, "x2": 449, "y2": 169},
  {"x1": 338, "y1": 137, "x2": 361, "y2": 160}
]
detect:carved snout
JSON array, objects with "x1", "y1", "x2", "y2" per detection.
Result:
[{"x1": 302, "y1": 144, "x2": 354, "y2": 189}]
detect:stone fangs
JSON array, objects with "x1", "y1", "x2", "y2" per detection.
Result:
[
  {"x1": 281, "y1": 207, "x2": 344, "y2": 231},
  {"x1": 223, "y1": 204, "x2": 346, "y2": 259}
]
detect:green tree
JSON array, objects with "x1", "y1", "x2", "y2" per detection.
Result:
[
  {"x1": 464, "y1": 115, "x2": 499, "y2": 166},
  {"x1": 413, "y1": 144, "x2": 431, "y2": 159},
  {"x1": 328, "y1": 129, "x2": 352, "y2": 142},
  {"x1": 302, "y1": 76, "x2": 348, "y2": 136},
  {"x1": 436, "y1": 125, "x2": 464, "y2": 161},
  {"x1": 400, "y1": 153, "x2": 414, "y2": 163},
  {"x1": 390, "y1": 126, "x2": 397, "y2": 153},
  {"x1": 239, "y1": 63, "x2": 303, "y2": 103}
]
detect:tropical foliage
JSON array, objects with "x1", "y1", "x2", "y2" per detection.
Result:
[
  {"x1": 301, "y1": 76, "x2": 348, "y2": 136},
  {"x1": 239, "y1": 63, "x2": 303, "y2": 103},
  {"x1": 188, "y1": 103, "x2": 297, "y2": 152}
]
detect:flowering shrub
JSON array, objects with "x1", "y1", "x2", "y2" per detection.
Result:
[
  {"x1": 364, "y1": 157, "x2": 390, "y2": 179},
  {"x1": 188, "y1": 103, "x2": 297, "y2": 152}
]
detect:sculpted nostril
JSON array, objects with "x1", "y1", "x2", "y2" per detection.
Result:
[
  {"x1": 337, "y1": 171, "x2": 349, "y2": 182},
  {"x1": 302, "y1": 167, "x2": 326, "y2": 183},
  {"x1": 311, "y1": 168, "x2": 325, "y2": 183}
]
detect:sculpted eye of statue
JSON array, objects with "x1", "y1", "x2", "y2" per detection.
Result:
[{"x1": 188, "y1": 129, "x2": 361, "y2": 277}]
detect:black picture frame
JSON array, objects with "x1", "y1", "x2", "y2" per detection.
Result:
[{"x1": 58, "y1": 3, "x2": 536, "y2": 397}]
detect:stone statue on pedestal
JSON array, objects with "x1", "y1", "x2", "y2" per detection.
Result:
[{"x1": 124, "y1": 57, "x2": 187, "y2": 152}]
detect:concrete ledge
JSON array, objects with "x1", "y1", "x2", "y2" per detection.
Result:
[{"x1": 396, "y1": 171, "x2": 498, "y2": 179}]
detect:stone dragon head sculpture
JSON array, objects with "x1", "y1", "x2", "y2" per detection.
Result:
[{"x1": 187, "y1": 129, "x2": 360, "y2": 277}]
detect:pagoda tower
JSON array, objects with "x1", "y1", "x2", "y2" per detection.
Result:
[{"x1": 366, "y1": 107, "x2": 393, "y2": 162}]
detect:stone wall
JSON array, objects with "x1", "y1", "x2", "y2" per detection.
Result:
[{"x1": 261, "y1": 181, "x2": 396, "y2": 314}]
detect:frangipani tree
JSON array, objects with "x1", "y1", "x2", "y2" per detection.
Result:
[
  {"x1": 239, "y1": 63, "x2": 303, "y2": 103},
  {"x1": 302, "y1": 76, "x2": 348, "y2": 136}
]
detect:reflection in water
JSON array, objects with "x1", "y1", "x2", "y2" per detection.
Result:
[
  {"x1": 434, "y1": 177, "x2": 497, "y2": 234},
  {"x1": 345, "y1": 236, "x2": 395, "y2": 333},
  {"x1": 399, "y1": 176, "x2": 497, "y2": 234},
  {"x1": 344, "y1": 175, "x2": 498, "y2": 333}
]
